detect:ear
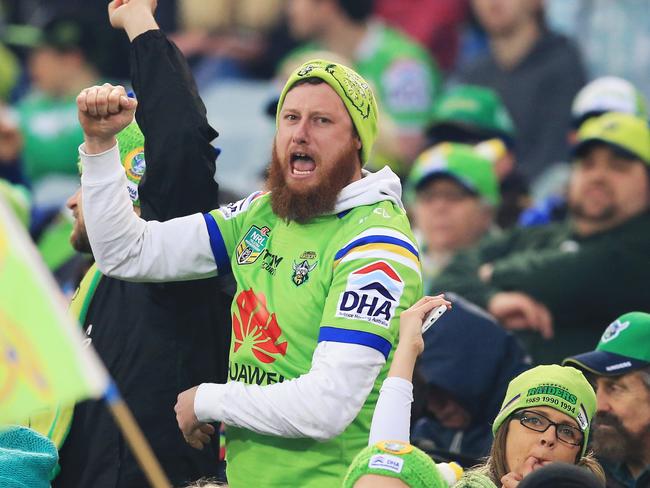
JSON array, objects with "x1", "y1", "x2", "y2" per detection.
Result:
[{"x1": 355, "y1": 135, "x2": 362, "y2": 151}]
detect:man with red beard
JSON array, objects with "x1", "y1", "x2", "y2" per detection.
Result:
[
  {"x1": 75, "y1": 1, "x2": 422, "y2": 486},
  {"x1": 564, "y1": 312, "x2": 650, "y2": 488}
]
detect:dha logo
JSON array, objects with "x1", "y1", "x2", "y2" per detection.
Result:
[
  {"x1": 527, "y1": 384, "x2": 577, "y2": 405},
  {"x1": 232, "y1": 289, "x2": 287, "y2": 364},
  {"x1": 336, "y1": 261, "x2": 403, "y2": 328}
]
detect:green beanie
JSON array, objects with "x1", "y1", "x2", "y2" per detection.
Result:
[
  {"x1": 0, "y1": 426, "x2": 58, "y2": 488},
  {"x1": 343, "y1": 440, "x2": 447, "y2": 488},
  {"x1": 492, "y1": 365, "x2": 596, "y2": 456},
  {"x1": 276, "y1": 59, "x2": 378, "y2": 165}
]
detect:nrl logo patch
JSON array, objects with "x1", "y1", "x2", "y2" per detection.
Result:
[
  {"x1": 601, "y1": 319, "x2": 630, "y2": 343},
  {"x1": 291, "y1": 259, "x2": 317, "y2": 286},
  {"x1": 236, "y1": 225, "x2": 270, "y2": 265}
]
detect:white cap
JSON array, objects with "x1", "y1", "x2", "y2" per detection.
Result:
[{"x1": 572, "y1": 77, "x2": 648, "y2": 124}]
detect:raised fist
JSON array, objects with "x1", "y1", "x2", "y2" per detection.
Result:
[{"x1": 77, "y1": 83, "x2": 137, "y2": 142}]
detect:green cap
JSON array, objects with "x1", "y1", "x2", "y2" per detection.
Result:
[
  {"x1": 572, "y1": 112, "x2": 650, "y2": 164},
  {"x1": 343, "y1": 440, "x2": 447, "y2": 488},
  {"x1": 276, "y1": 59, "x2": 378, "y2": 165},
  {"x1": 572, "y1": 76, "x2": 648, "y2": 127},
  {"x1": 407, "y1": 142, "x2": 500, "y2": 206},
  {"x1": 563, "y1": 312, "x2": 650, "y2": 376},
  {"x1": 492, "y1": 365, "x2": 596, "y2": 456},
  {"x1": 77, "y1": 120, "x2": 146, "y2": 206},
  {"x1": 430, "y1": 85, "x2": 514, "y2": 140}
]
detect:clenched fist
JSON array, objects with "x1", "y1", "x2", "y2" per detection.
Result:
[{"x1": 77, "y1": 83, "x2": 137, "y2": 152}]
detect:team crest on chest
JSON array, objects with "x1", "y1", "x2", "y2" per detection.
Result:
[
  {"x1": 236, "y1": 225, "x2": 271, "y2": 265},
  {"x1": 291, "y1": 259, "x2": 317, "y2": 286}
]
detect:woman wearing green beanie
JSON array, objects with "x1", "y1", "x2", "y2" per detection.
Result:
[{"x1": 357, "y1": 295, "x2": 605, "y2": 488}]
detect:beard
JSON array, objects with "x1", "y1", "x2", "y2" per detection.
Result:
[
  {"x1": 568, "y1": 183, "x2": 617, "y2": 223},
  {"x1": 267, "y1": 142, "x2": 359, "y2": 224},
  {"x1": 591, "y1": 411, "x2": 650, "y2": 463},
  {"x1": 70, "y1": 222, "x2": 92, "y2": 254}
]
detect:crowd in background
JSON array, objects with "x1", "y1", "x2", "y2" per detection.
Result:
[{"x1": 1, "y1": 0, "x2": 650, "y2": 487}]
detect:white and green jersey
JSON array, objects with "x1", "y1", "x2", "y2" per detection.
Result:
[
  {"x1": 205, "y1": 188, "x2": 421, "y2": 485},
  {"x1": 80, "y1": 145, "x2": 423, "y2": 487}
]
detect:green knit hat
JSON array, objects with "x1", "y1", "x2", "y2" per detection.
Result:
[
  {"x1": 572, "y1": 112, "x2": 650, "y2": 164},
  {"x1": 0, "y1": 426, "x2": 58, "y2": 488},
  {"x1": 407, "y1": 142, "x2": 500, "y2": 206},
  {"x1": 343, "y1": 440, "x2": 448, "y2": 488},
  {"x1": 492, "y1": 365, "x2": 596, "y2": 456},
  {"x1": 77, "y1": 120, "x2": 146, "y2": 206},
  {"x1": 276, "y1": 59, "x2": 378, "y2": 165}
]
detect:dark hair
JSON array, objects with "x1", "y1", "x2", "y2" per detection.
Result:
[{"x1": 336, "y1": 0, "x2": 374, "y2": 23}]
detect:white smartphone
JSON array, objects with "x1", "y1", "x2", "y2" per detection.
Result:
[{"x1": 421, "y1": 305, "x2": 447, "y2": 333}]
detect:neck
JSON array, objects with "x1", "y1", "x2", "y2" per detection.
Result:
[
  {"x1": 426, "y1": 248, "x2": 453, "y2": 269},
  {"x1": 319, "y1": 17, "x2": 368, "y2": 59},
  {"x1": 59, "y1": 67, "x2": 99, "y2": 98},
  {"x1": 490, "y1": 20, "x2": 541, "y2": 70}
]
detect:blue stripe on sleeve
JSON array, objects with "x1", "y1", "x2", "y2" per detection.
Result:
[
  {"x1": 318, "y1": 326, "x2": 392, "y2": 359},
  {"x1": 203, "y1": 213, "x2": 232, "y2": 276},
  {"x1": 334, "y1": 235, "x2": 419, "y2": 261}
]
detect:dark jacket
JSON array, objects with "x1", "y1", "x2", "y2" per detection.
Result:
[
  {"x1": 434, "y1": 212, "x2": 650, "y2": 363},
  {"x1": 412, "y1": 294, "x2": 530, "y2": 461},
  {"x1": 461, "y1": 31, "x2": 586, "y2": 181},
  {"x1": 54, "y1": 31, "x2": 231, "y2": 488}
]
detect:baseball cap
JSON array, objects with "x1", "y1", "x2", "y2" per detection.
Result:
[
  {"x1": 571, "y1": 112, "x2": 650, "y2": 164},
  {"x1": 563, "y1": 312, "x2": 650, "y2": 376},
  {"x1": 407, "y1": 142, "x2": 500, "y2": 206},
  {"x1": 276, "y1": 59, "x2": 378, "y2": 165},
  {"x1": 492, "y1": 365, "x2": 596, "y2": 456},
  {"x1": 572, "y1": 76, "x2": 648, "y2": 128},
  {"x1": 0, "y1": 426, "x2": 58, "y2": 488},
  {"x1": 342, "y1": 440, "x2": 462, "y2": 488},
  {"x1": 429, "y1": 85, "x2": 515, "y2": 145}
]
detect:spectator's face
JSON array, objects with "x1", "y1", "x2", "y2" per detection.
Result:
[
  {"x1": 505, "y1": 406, "x2": 580, "y2": 477},
  {"x1": 66, "y1": 188, "x2": 91, "y2": 253},
  {"x1": 413, "y1": 178, "x2": 492, "y2": 254},
  {"x1": 28, "y1": 47, "x2": 79, "y2": 96},
  {"x1": 471, "y1": 0, "x2": 540, "y2": 37},
  {"x1": 287, "y1": 0, "x2": 330, "y2": 40},
  {"x1": 568, "y1": 145, "x2": 650, "y2": 229},
  {"x1": 269, "y1": 82, "x2": 361, "y2": 222},
  {"x1": 427, "y1": 387, "x2": 472, "y2": 429},
  {"x1": 591, "y1": 372, "x2": 650, "y2": 462}
]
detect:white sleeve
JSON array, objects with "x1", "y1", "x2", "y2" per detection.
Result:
[
  {"x1": 368, "y1": 376, "x2": 413, "y2": 445},
  {"x1": 194, "y1": 342, "x2": 385, "y2": 442},
  {"x1": 80, "y1": 143, "x2": 217, "y2": 282}
]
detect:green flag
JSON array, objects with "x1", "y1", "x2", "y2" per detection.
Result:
[{"x1": 0, "y1": 195, "x2": 108, "y2": 424}]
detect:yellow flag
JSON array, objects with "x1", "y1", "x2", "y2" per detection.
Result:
[{"x1": 0, "y1": 196, "x2": 108, "y2": 423}]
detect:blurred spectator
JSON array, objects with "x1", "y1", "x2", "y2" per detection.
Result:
[
  {"x1": 412, "y1": 294, "x2": 530, "y2": 461},
  {"x1": 12, "y1": 14, "x2": 104, "y2": 206},
  {"x1": 427, "y1": 84, "x2": 529, "y2": 227},
  {"x1": 406, "y1": 142, "x2": 500, "y2": 292},
  {"x1": 172, "y1": 0, "x2": 286, "y2": 85},
  {"x1": 434, "y1": 113, "x2": 650, "y2": 364},
  {"x1": 373, "y1": 0, "x2": 469, "y2": 72},
  {"x1": 546, "y1": 0, "x2": 650, "y2": 104},
  {"x1": 517, "y1": 463, "x2": 604, "y2": 488},
  {"x1": 564, "y1": 312, "x2": 650, "y2": 488},
  {"x1": 521, "y1": 76, "x2": 649, "y2": 225},
  {"x1": 460, "y1": 0, "x2": 586, "y2": 183},
  {"x1": 284, "y1": 0, "x2": 442, "y2": 168}
]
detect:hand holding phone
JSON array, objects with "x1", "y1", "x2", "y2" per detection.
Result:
[{"x1": 421, "y1": 304, "x2": 447, "y2": 333}]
